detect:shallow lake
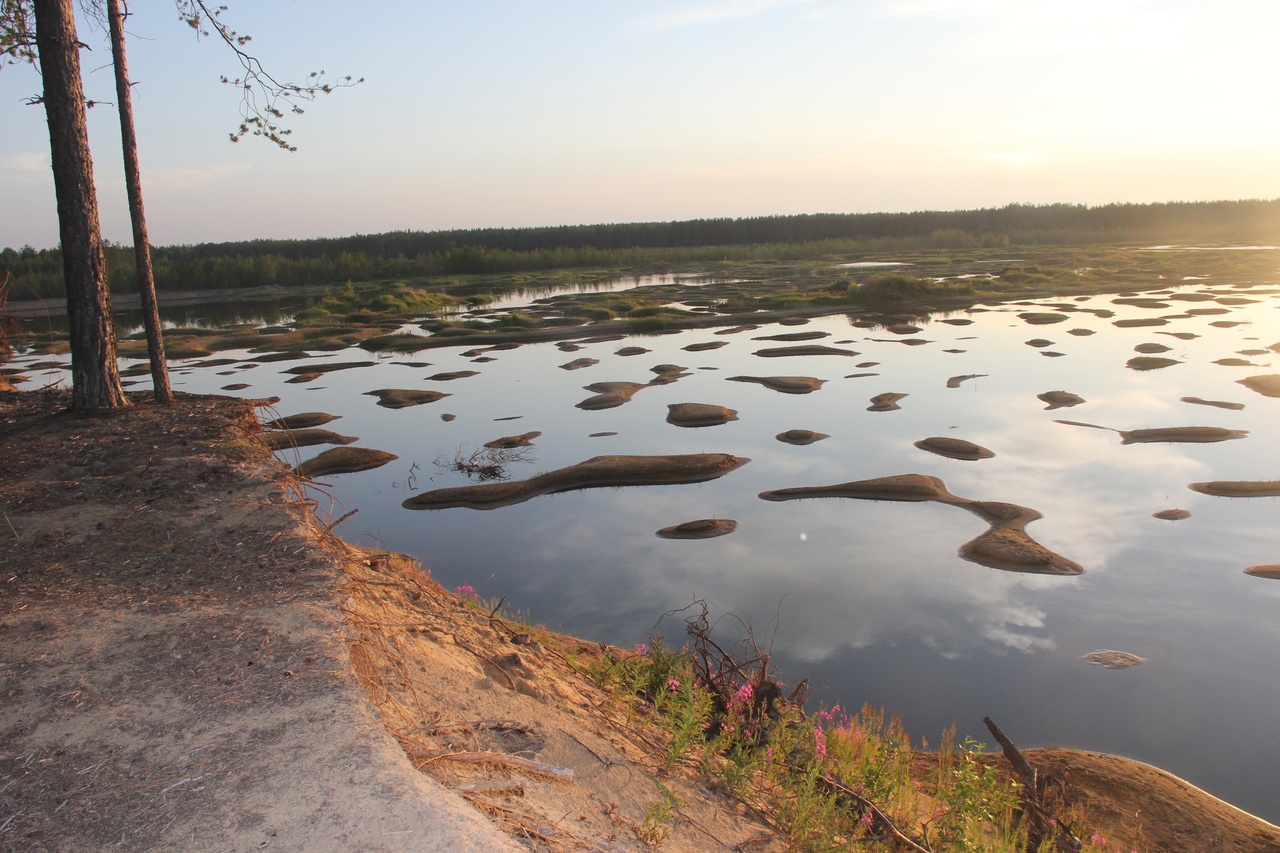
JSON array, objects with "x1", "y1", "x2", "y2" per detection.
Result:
[{"x1": 14, "y1": 273, "x2": 1280, "y2": 821}]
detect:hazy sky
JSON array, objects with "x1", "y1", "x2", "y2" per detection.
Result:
[{"x1": 3, "y1": 1, "x2": 1279, "y2": 249}]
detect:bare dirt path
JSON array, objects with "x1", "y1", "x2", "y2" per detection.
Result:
[{"x1": 0, "y1": 391, "x2": 518, "y2": 852}]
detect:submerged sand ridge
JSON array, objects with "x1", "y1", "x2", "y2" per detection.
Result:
[{"x1": 758, "y1": 474, "x2": 1084, "y2": 575}]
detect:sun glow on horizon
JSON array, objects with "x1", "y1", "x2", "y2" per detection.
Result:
[{"x1": 2, "y1": 2, "x2": 1279, "y2": 248}]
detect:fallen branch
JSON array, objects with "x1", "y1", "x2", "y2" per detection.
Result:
[
  {"x1": 414, "y1": 750, "x2": 574, "y2": 781},
  {"x1": 427, "y1": 719, "x2": 536, "y2": 736},
  {"x1": 323, "y1": 507, "x2": 358, "y2": 533},
  {"x1": 819, "y1": 774, "x2": 931, "y2": 853},
  {"x1": 983, "y1": 716, "x2": 1083, "y2": 852}
]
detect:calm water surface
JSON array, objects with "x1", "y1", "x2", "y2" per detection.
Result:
[{"x1": 15, "y1": 279, "x2": 1280, "y2": 820}]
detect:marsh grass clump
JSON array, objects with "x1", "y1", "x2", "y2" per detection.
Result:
[
  {"x1": 847, "y1": 273, "x2": 977, "y2": 305},
  {"x1": 618, "y1": 304, "x2": 683, "y2": 319},
  {"x1": 490, "y1": 310, "x2": 543, "y2": 329},
  {"x1": 563, "y1": 305, "x2": 616, "y2": 321},
  {"x1": 625, "y1": 316, "x2": 677, "y2": 333},
  {"x1": 294, "y1": 283, "x2": 461, "y2": 326},
  {"x1": 851, "y1": 273, "x2": 933, "y2": 301}
]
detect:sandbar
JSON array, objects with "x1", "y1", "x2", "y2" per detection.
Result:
[
  {"x1": 1127, "y1": 357, "x2": 1180, "y2": 370},
  {"x1": 484, "y1": 431, "x2": 541, "y2": 449},
  {"x1": 1118, "y1": 426, "x2": 1247, "y2": 445},
  {"x1": 1181, "y1": 396, "x2": 1244, "y2": 410},
  {"x1": 1019, "y1": 312, "x2": 1069, "y2": 325},
  {"x1": 1038, "y1": 391, "x2": 1085, "y2": 410},
  {"x1": 666, "y1": 403, "x2": 739, "y2": 427},
  {"x1": 752, "y1": 331, "x2": 829, "y2": 341},
  {"x1": 946, "y1": 374, "x2": 987, "y2": 388},
  {"x1": 656, "y1": 518, "x2": 739, "y2": 540},
  {"x1": 262, "y1": 428, "x2": 356, "y2": 451},
  {"x1": 403, "y1": 453, "x2": 750, "y2": 510},
  {"x1": 1237, "y1": 375, "x2": 1280, "y2": 397},
  {"x1": 1083, "y1": 650, "x2": 1146, "y2": 669},
  {"x1": 753, "y1": 345, "x2": 859, "y2": 358},
  {"x1": 1244, "y1": 565, "x2": 1280, "y2": 580},
  {"x1": 758, "y1": 473, "x2": 1083, "y2": 575},
  {"x1": 776, "y1": 429, "x2": 828, "y2": 445},
  {"x1": 914, "y1": 436, "x2": 994, "y2": 460},
  {"x1": 282, "y1": 360, "x2": 377, "y2": 375},
  {"x1": 263, "y1": 411, "x2": 340, "y2": 430},
  {"x1": 1188, "y1": 480, "x2": 1280, "y2": 498},
  {"x1": 365, "y1": 388, "x2": 451, "y2": 409},
  {"x1": 868, "y1": 392, "x2": 908, "y2": 412},
  {"x1": 576, "y1": 381, "x2": 649, "y2": 410},
  {"x1": 426, "y1": 370, "x2": 480, "y2": 381},
  {"x1": 726, "y1": 375, "x2": 826, "y2": 394},
  {"x1": 295, "y1": 447, "x2": 398, "y2": 478}
]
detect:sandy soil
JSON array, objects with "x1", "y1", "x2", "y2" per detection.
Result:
[{"x1": 3, "y1": 390, "x2": 1280, "y2": 852}]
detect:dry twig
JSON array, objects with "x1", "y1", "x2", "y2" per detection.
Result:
[{"x1": 414, "y1": 750, "x2": 575, "y2": 781}]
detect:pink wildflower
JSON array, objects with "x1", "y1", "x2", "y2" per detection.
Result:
[
  {"x1": 667, "y1": 677, "x2": 680, "y2": 690},
  {"x1": 814, "y1": 726, "x2": 828, "y2": 759},
  {"x1": 454, "y1": 584, "x2": 477, "y2": 600},
  {"x1": 634, "y1": 643, "x2": 648, "y2": 656},
  {"x1": 737, "y1": 683, "x2": 754, "y2": 703},
  {"x1": 861, "y1": 810, "x2": 874, "y2": 828},
  {"x1": 1090, "y1": 834, "x2": 1106, "y2": 848}
]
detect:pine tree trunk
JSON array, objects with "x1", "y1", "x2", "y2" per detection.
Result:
[
  {"x1": 107, "y1": 0, "x2": 172, "y2": 404},
  {"x1": 33, "y1": 0, "x2": 128, "y2": 411}
]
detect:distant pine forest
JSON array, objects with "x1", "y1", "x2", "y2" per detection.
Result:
[{"x1": 4, "y1": 200, "x2": 1279, "y2": 300}]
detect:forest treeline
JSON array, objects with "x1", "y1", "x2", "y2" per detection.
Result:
[{"x1": 4, "y1": 199, "x2": 1278, "y2": 299}]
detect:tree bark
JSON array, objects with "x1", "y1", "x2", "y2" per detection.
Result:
[
  {"x1": 33, "y1": 0, "x2": 127, "y2": 411},
  {"x1": 107, "y1": 0, "x2": 171, "y2": 403}
]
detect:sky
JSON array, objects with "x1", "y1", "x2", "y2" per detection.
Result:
[{"x1": 3, "y1": 0, "x2": 1280, "y2": 250}]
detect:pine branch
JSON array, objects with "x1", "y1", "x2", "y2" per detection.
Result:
[{"x1": 175, "y1": 0, "x2": 361, "y2": 151}]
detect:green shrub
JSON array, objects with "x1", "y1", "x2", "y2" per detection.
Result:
[{"x1": 851, "y1": 273, "x2": 933, "y2": 301}]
